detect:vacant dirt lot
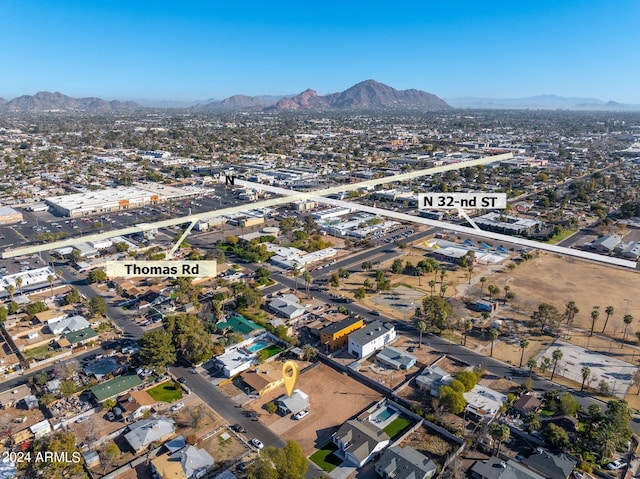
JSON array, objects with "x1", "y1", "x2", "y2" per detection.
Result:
[
  {"x1": 400, "y1": 424, "x2": 458, "y2": 465},
  {"x1": 489, "y1": 252, "x2": 640, "y2": 340},
  {"x1": 248, "y1": 363, "x2": 382, "y2": 455}
]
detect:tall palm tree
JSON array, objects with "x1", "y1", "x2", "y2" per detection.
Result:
[
  {"x1": 6, "y1": 285, "x2": 14, "y2": 301},
  {"x1": 580, "y1": 366, "x2": 591, "y2": 391},
  {"x1": 292, "y1": 263, "x2": 300, "y2": 292},
  {"x1": 503, "y1": 285, "x2": 511, "y2": 303},
  {"x1": 47, "y1": 275, "x2": 55, "y2": 296},
  {"x1": 518, "y1": 338, "x2": 529, "y2": 368},
  {"x1": 15, "y1": 277, "x2": 23, "y2": 296},
  {"x1": 302, "y1": 270, "x2": 313, "y2": 299},
  {"x1": 417, "y1": 321, "x2": 427, "y2": 348},
  {"x1": 428, "y1": 280, "x2": 436, "y2": 296},
  {"x1": 589, "y1": 307, "x2": 600, "y2": 337},
  {"x1": 463, "y1": 319, "x2": 472, "y2": 346},
  {"x1": 488, "y1": 284, "x2": 499, "y2": 300},
  {"x1": 439, "y1": 283, "x2": 448, "y2": 298},
  {"x1": 601, "y1": 305, "x2": 614, "y2": 333},
  {"x1": 564, "y1": 301, "x2": 579, "y2": 325},
  {"x1": 489, "y1": 423, "x2": 510, "y2": 455},
  {"x1": 489, "y1": 328, "x2": 499, "y2": 357},
  {"x1": 479, "y1": 276, "x2": 487, "y2": 294},
  {"x1": 622, "y1": 314, "x2": 634, "y2": 347},
  {"x1": 467, "y1": 264, "x2": 474, "y2": 284},
  {"x1": 527, "y1": 358, "x2": 537, "y2": 378},
  {"x1": 550, "y1": 349, "x2": 563, "y2": 380}
]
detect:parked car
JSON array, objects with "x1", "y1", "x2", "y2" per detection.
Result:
[
  {"x1": 105, "y1": 411, "x2": 115, "y2": 421},
  {"x1": 177, "y1": 377, "x2": 186, "y2": 384},
  {"x1": 292, "y1": 410, "x2": 309, "y2": 420},
  {"x1": 231, "y1": 423, "x2": 246, "y2": 433},
  {"x1": 249, "y1": 438, "x2": 264, "y2": 449},
  {"x1": 170, "y1": 402, "x2": 184, "y2": 412},
  {"x1": 607, "y1": 460, "x2": 626, "y2": 470},
  {"x1": 237, "y1": 460, "x2": 254, "y2": 471}
]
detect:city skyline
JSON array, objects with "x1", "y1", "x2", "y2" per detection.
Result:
[{"x1": 2, "y1": 0, "x2": 639, "y2": 103}]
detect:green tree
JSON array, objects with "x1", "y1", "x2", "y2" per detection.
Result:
[
  {"x1": 550, "y1": 348, "x2": 563, "y2": 380},
  {"x1": 292, "y1": 264, "x2": 300, "y2": 292},
  {"x1": 543, "y1": 423, "x2": 570, "y2": 450},
  {"x1": 89, "y1": 296, "x2": 107, "y2": 316},
  {"x1": 354, "y1": 287, "x2": 366, "y2": 300},
  {"x1": 302, "y1": 270, "x2": 313, "y2": 299},
  {"x1": 302, "y1": 345, "x2": 318, "y2": 361},
  {"x1": 6, "y1": 285, "x2": 14, "y2": 301},
  {"x1": 260, "y1": 440, "x2": 308, "y2": 479},
  {"x1": 489, "y1": 328, "x2": 499, "y2": 357},
  {"x1": 527, "y1": 358, "x2": 537, "y2": 378},
  {"x1": 64, "y1": 288, "x2": 83, "y2": 305},
  {"x1": 525, "y1": 413, "x2": 541, "y2": 432},
  {"x1": 559, "y1": 392, "x2": 579, "y2": 416},
  {"x1": 265, "y1": 401, "x2": 277, "y2": 414},
  {"x1": 518, "y1": 338, "x2": 529, "y2": 368},
  {"x1": 15, "y1": 277, "x2": 23, "y2": 296},
  {"x1": 601, "y1": 305, "x2": 614, "y2": 333},
  {"x1": 462, "y1": 319, "x2": 472, "y2": 347},
  {"x1": 479, "y1": 276, "x2": 487, "y2": 294},
  {"x1": 0, "y1": 306, "x2": 7, "y2": 323},
  {"x1": 47, "y1": 274, "x2": 55, "y2": 295},
  {"x1": 530, "y1": 303, "x2": 561, "y2": 335},
  {"x1": 88, "y1": 270, "x2": 107, "y2": 284},
  {"x1": 487, "y1": 284, "x2": 499, "y2": 300},
  {"x1": 23, "y1": 430, "x2": 85, "y2": 478},
  {"x1": 438, "y1": 386, "x2": 466, "y2": 414},
  {"x1": 100, "y1": 441, "x2": 121, "y2": 473},
  {"x1": 421, "y1": 295, "x2": 452, "y2": 333},
  {"x1": 391, "y1": 259, "x2": 404, "y2": 274},
  {"x1": 456, "y1": 370, "x2": 479, "y2": 392},
  {"x1": 329, "y1": 273, "x2": 340, "y2": 288},
  {"x1": 361, "y1": 261, "x2": 373, "y2": 272},
  {"x1": 139, "y1": 329, "x2": 176, "y2": 371},
  {"x1": 103, "y1": 398, "x2": 117, "y2": 410}
]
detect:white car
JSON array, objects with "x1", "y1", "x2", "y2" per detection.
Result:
[
  {"x1": 170, "y1": 402, "x2": 184, "y2": 412},
  {"x1": 250, "y1": 438, "x2": 264, "y2": 449},
  {"x1": 606, "y1": 460, "x2": 626, "y2": 470},
  {"x1": 293, "y1": 410, "x2": 309, "y2": 420}
]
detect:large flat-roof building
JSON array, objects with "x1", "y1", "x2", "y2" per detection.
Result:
[
  {"x1": 0, "y1": 206, "x2": 23, "y2": 225},
  {"x1": 44, "y1": 184, "x2": 203, "y2": 217}
]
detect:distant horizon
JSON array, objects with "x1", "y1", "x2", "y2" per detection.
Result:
[{"x1": 2, "y1": 1, "x2": 639, "y2": 103}]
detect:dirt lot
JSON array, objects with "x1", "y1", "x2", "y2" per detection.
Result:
[
  {"x1": 400, "y1": 424, "x2": 458, "y2": 465},
  {"x1": 488, "y1": 252, "x2": 640, "y2": 340},
  {"x1": 199, "y1": 429, "x2": 249, "y2": 470},
  {"x1": 246, "y1": 363, "x2": 382, "y2": 455}
]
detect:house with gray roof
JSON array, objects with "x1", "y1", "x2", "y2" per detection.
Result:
[
  {"x1": 332, "y1": 419, "x2": 390, "y2": 467},
  {"x1": 375, "y1": 445, "x2": 437, "y2": 479},
  {"x1": 124, "y1": 417, "x2": 176, "y2": 453},
  {"x1": 376, "y1": 346, "x2": 416, "y2": 370},
  {"x1": 348, "y1": 321, "x2": 396, "y2": 359},
  {"x1": 415, "y1": 366, "x2": 453, "y2": 397},
  {"x1": 150, "y1": 444, "x2": 215, "y2": 479},
  {"x1": 471, "y1": 456, "x2": 546, "y2": 479},
  {"x1": 268, "y1": 294, "x2": 306, "y2": 320},
  {"x1": 47, "y1": 315, "x2": 90, "y2": 335},
  {"x1": 588, "y1": 234, "x2": 622, "y2": 253},
  {"x1": 522, "y1": 448, "x2": 577, "y2": 479}
]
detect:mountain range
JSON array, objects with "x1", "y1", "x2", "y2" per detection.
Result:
[
  {"x1": 1, "y1": 84, "x2": 639, "y2": 112},
  {"x1": 448, "y1": 94, "x2": 640, "y2": 111}
]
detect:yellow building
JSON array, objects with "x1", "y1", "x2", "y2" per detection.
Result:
[{"x1": 320, "y1": 316, "x2": 364, "y2": 351}]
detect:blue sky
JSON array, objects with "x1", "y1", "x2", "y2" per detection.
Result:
[{"x1": 2, "y1": 0, "x2": 639, "y2": 102}]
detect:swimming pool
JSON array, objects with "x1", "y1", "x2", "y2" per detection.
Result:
[
  {"x1": 376, "y1": 407, "x2": 395, "y2": 422},
  {"x1": 246, "y1": 340, "x2": 269, "y2": 353}
]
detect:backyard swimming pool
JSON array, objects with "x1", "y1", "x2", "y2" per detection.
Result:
[{"x1": 246, "y1": 340, "x2": 269, "y2": 353}]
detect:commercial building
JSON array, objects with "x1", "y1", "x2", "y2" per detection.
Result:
[
  {"x1": 44, "y1": 183, "x2": 203, "y2": 217},
  {"x1": 0, "y1": 206, "x2": 23, "y2": 224},
  {"x1": 0, "y1": 266, "x2": 55, "y2": 295},
  {"x1": 474, "y1": 212, "x2": 542, "y2": 235}
]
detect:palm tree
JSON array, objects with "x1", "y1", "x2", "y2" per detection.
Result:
[
  {"x1": 6, "y1": 285, "x2": 14, "y2": 301},
  {"x1": 417, "y1": 321, "x2": 427, "y2": 348},
  {"x1": 518, "y1": 338, "x2": 529, "y2": 368},
  {"x1": 292, "y1": 263, "x2": 300, "y2": 292},
  {"x1": 479, "y1": 276, "x2": 487, "y2": 294},
  {"x1": 463, "y1": 319, "x2": 472, "y2": 346},
  {"x1": 47, "y1": 275, "x2": 55, "y2": 296},
  {"x1": 489, "y1": 328, "x2": 499, "y2": 357},
  {"x1": 467, "y1": 264, "x2": 474, "y2": 284},
  {"x1": 580, "y1": 366, "x2": 591, "y2": 391},
  {"x1": 488, "y1": 284, "x2": 499, "y2": 300},
  {"x1": 539, "y1": 357, "x2": 550, "y2": 375},
  {"x1": 503, "y1": 285, "x2": 511, "y2": 303},
  {"x1": 527, "y1": 358, "x2": 537, "y2": 378},
  {"x1": 439, "y1": 270, "x2": 447, "y2": 284},
  {"x1": 622, "y1": 314, "x2": 633, "y2": 347},
  {"x1": 302, "y1": 270, "x2": 313, "y2": 299},
  {"x1": 439, "y1": 283, "x2": 448, "y2": 298},
  {"x1": 15, "y1": 277, "x2": 23, "y2": 296},
  {"x1": 589, "y1": 307, "x2": 600, "y2": 337},
  {"x1": 564, "y1": 301, "x2": 579, "y2": 325},
  {"x1": 550, "y1": 348, "x2": 563, "y2": 380},
  {"x1": 489, "y1": 423, "x2": 510, "y2": 455},
  {"x1": 601, "y1": 305, "x2": 614, "y2": 333},
  {"x1": 428, "y1": 280, "x2": 436, "y2": 296}
]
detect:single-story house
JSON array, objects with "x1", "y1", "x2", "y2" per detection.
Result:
[
  {"x1": 415, "y1": 366, "x2": 452, "y2": 397},
  {"x1": 464, "y1": 385, "x2": 506, "y2": 419},
  {"x1": 150, "y1": 444, "x2": 215, "y2": 479},
  {"x1": 471, "y1": 456, "x2": 546, "y2": 479},
  {"x1": 48, "y1": 315, "x2": 90, "y2": 335},
  {"x1": 375, "y1": 445, "x2": 437, "y2": 479},
  {"x1": 124, "y1": 417, "x2": 176, "y2": 453},
  {"x1": 512, "y1": 393, "x2": 542, "y2": 417},
  {"x1": 268, "y1": 294, "x2": 306, "y2": 320},
  {"x1": 118, "y1": 390, "x2": 159, "y2": 422},
  {"x1": 276, "y1": 389, "x2": 309, "y2": 415},
  {"x1": 522, "y1": 449, "x2": 577, "y2": 479},
  {"x1": 376, "y1": 346, "x2": 416, "y2": 370}
]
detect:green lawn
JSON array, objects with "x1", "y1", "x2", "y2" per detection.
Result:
[
  {"x1": 262, "y1": 345, "x2": 283, "y2": 358},
  {"x1": 146, "y1": 380, "x2": 183, "y2": 403},
  {"x1": 383, "y1": 416, "x2": 411, "y2": 439},
  {"x1": 540, "y1": 409, "x2": 554, "y2": 416},
  {"x1": 310, "y1": 442, "x2": 342, "y2": 473},
  {"x1": 24, "y1": 344, "x2": 58, "y2": 361}
]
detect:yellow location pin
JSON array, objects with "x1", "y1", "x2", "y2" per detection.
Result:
[{"x1": 282, "y1": 361, "x2": 299, "y2": 397}]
